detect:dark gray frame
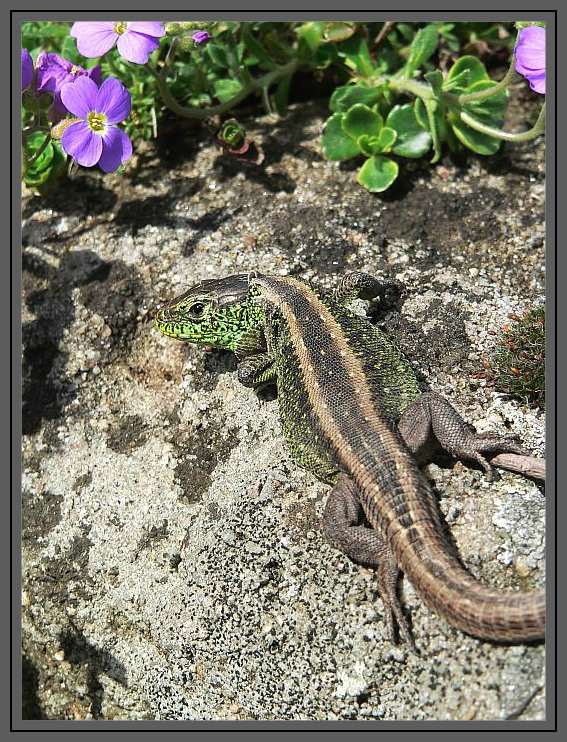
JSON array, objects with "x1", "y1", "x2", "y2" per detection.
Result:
[{"x1": 7, "y1": 2, "x2": 560, "y2": 736}]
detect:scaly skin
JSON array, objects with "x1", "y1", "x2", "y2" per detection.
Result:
[{"x1": 154, "y1": 272, "x2": 545, "y2": 645}]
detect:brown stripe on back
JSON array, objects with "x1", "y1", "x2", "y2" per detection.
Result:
[{"x1": 253, "y1": 276, "x2": 424, "y2": 520}]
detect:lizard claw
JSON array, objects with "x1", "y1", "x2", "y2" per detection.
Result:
[{"x1": 450, "y1": 431, "x2": 530, "y2": 480}]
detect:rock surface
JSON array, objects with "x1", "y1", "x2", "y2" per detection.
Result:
[{"x1": 22, "y1": 93, "x2": 545, "y2": 721}]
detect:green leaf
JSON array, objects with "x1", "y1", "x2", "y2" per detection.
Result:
[
  {"x1": 357, "y1": 135, "x2": 375, "y2": 157},
  {"x1": 447, "y1": 55, "x2": 488, "y2": 87},
  {"x1": 377, "y1": 127, "x2": 397, "y2": 153},
  {"x1": 424, "y1": 70, "x2": 444, "y2": 96},
  {"x1": 397, "y1": 23, "x2": 415, "y2": 42},
  {"x1": 404, "y1": 24, "x2": 438, "y2": 75},
  {"x1": 449, "y1": 78, "x2": 508, "y2": 156},
  {"x1": 322, "y1": 22, "x2": 356, "y2": 43},
  {"x1": 60, "y1": 35, "x2": 82, "y2": 65},
  {"x1": 241, "y1": 26, "x2": 276, "y2": 70},
  {"x1": 329, "y1": 84, "x2": 382, "y2": 113},
  {"x1": 386, "y1": 104, "x2": 432, "y2": 158},
  {"x1": 295, "y1": 21, "x2": 325, "y2": 52},
  {"x1": 321, "y1": 114, "x2": 360, "y2": 160},
  {"x1": 205, "y1": 43, "x2": 229, "y2": 69},
  {"x1": 342, "y1": 104, "x2": 383, "y2": 141},
  {"x1": 451, "y1": 118, "x2": 502, "y2": 155},
  {"x1": 464, "y1": 80, "x2": 508, "y2": 120},
  {"x1": 336, "y1": 35, "x2": 374, "y2": 77},
  {"x1": 357, "y1": 155, "x2": 399, "y2": 192},
  {"x1": 24, "y1": 132, "x2": 66, "y2": 188},
  {"x1": 213, "y1": 78, "x2": 242, "y2": 103},
  {"x1": 414, "y1": 98, "x2": 446, "y2": 162}
]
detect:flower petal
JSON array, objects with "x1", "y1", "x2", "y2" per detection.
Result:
[
  {"x1": 60, "y1": 76, "x2": 99, "y2": 118},
  {"x1": 126, "y1": 21, "x2": 165, "y2": 38},
  {"x1": 61, "y1": 120, "x2": 103, "y2": 167},
  {"x1": 528, "y1": 71, "x2": 546, "y2": 95},
  {"x1": 99, "y1": 127, "x2": 133, "y2": 172},
  {"x1": 116, "y1": 31, "x2": 160, "y2": 63},
  {"x1": 87, "y1": 65, "x2": 103, "y2": 87},
  {"x1": 95, "y1": 78, "x2": 131, "y2": 123},
  {"x1": 35, "y1": 52, "x2": 74, "y2": 93},
  {"x1": 21, "y1": 48, "x2": 33, "y2": 90},
  {"x1": 71, "y1": 21, "x2": 118, "y2": 58},
  {"x1": 515, "y1": 27, "x2": 545, "y2": 71}
]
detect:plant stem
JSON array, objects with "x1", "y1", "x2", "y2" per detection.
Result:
[
  {"x1": 388, "y1": 77, "x2": 435, "y2": 100},
  {"x1": 456, "y1": 53, "x2": 517, "y2": 105},
  {"x1": 459, "y1": 101, "x2": 545, "y2": 142},
  {"x1": 372, "y1": 21, "x2": 395, "y2": 51},
  {"x1": 151, "y1": 59, "x2": 299, "y2": 120},
  {"x1": 22, "y1": 125, "x2": 50, "y2": 143}
]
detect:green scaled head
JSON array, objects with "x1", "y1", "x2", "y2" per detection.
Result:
[{"x1": 154, "y1": 274, "x2": 266, "y2": 353}]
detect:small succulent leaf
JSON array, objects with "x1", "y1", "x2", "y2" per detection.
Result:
[
  {"x1": 442, "y1": 68, "x2": 471, "y2": 91},
  {"x1": 386, "y1": 104, "x2": 431, "y2": 158},
  {"x1": 322, "y1": 22, "x2": 356, "y2": 43},
  {"x1": 464, "y1": 80, "x2": 508, "y2": 120},
  {"x1": 449, "y1": 78, "x2": 508, "y2": 154},
  {"x1": 321, "y1": 113, "x2": 360, "y2": 160},
  {"x1": 330, "y1": 84, "x2": 382, "y2": 113},
  {"x1": 404, "y1": 24, "x2": 438, "y2": 75},
  {"x1": 447, "y1": 55, "x2": 489, "y2": 87},
  {"x1": 213, "y1": 78, "x2": 242, "y2": 103},
  {"x1": 357, "y1": 155, "x2": 399, "y2": 192},
  {"x1": 414, "y1": 98, "x2": 429, "y2": 130},
  {"x1": 451, "y1": 117, "x2": 502, "y2": 155},
  {"x1": 377, "y1": 126, "x2": 397, "y2": 152},
  {"x1": 205, "y1": 43, "x2": 229, "y2": 68},
  {"x1": 342, "y1": 103, "x2": 383, "y2": 141},
  {"x1": 424, "y1": 70, "x2": 444, "y2": 96},
  {"x1": 357, "y1": 134, "x2": 375, "y2": 157}
]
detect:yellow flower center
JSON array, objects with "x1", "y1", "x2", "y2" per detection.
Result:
[
  {"x1": 70, "y1": 65, "x2": 81, "y2": 76},
  {"x1": 114, "y1": 22, "x2": 128, "y2": 35},
  {"x1": 87, "y1": 111, "x2": 107, "y2": 133}
]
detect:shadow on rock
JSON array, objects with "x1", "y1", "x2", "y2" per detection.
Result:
[
  {"x1": 22, "y1": 654, "x2": 43, "y2": 720},
  {"x1": 23, "y1": 249, "x2": 147, "y2": 437},
  {"x1": 22, "y1": 175, "x2": 117, "y2": 221},
  {"x1": 58, "y1": 623, "x2": 128, "y2": 720},
  {"x1": 22, "y1": 249, "x2": 110, "y2": 436}
]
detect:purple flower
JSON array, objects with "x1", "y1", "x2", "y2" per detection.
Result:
[
  {"x1": 515, "y1": 26, "x2": 545, "y2": 95},
  {"x1": 71, "y1": 21, "x2": 165, "y2": 64},
  {"x1": 35, "y1": 53, "x2": 102, "y2": 113},
  {"x1": 60, "y1": 76, "x2": 132, "y2": 173},
  {"x1": 21, "y1": 48, "x2": 33, "y2": 90},
  {"x1": 192, "y1": 31, "x2": 211, "y2": 46}
]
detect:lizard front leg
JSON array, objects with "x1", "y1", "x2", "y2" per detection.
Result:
[
  {"x1": 397, "y1": 391, "x2": 533, "y2": 480},
  {"x1": 323, "y1": 473, "x2": 414, "y2": 647},
  {"x1": 237, "y1": 353, "x2": 277, "y2": 388},
  {"x1": 333, "y1": 271, "x2": 403, "y2": 307}
]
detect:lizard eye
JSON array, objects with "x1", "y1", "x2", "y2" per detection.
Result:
[{"x1": 189, "y1": 301, "x2": 206, "y2": 319}]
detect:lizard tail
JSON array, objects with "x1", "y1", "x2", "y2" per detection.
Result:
[{"x1": 393, "y1": 529, "x2": 546, "y2": 642}]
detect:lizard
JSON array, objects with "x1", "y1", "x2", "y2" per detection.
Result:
[{"x1": 153, "y1": 271, "x2": 545, "y2": 647}]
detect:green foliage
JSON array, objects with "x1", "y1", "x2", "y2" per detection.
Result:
[
  {"x1": 488, "y1": 307, "x2": 545, "y2": 409},
  {"x1": 21, "y1": 20, "x2": 535, "y2": 194},
  {"x1": 23, "y1": 131, "x2": 66, "y2": 190},
  {"x1": 322, "y1": 101, "x2": 431, "y2": 188}
]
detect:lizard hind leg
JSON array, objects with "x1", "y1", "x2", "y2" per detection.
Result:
[
  {"x1": 398, "y1": 391, "x2": 530, "y2": 480},
  {"x1": 322, "y1": 474, "x2": 416, "y2": 649}
]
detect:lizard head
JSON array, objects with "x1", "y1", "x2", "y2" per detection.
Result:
[{"x1": 153, "y1": 274, "x2": 266, "y2": 352}]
